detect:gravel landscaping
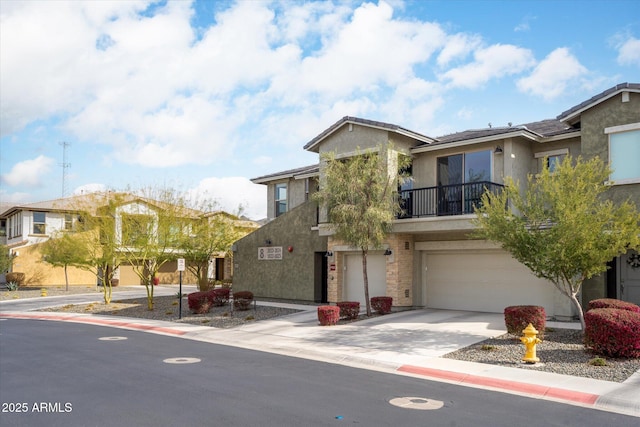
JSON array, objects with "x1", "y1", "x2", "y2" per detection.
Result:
[{"x1": 3, "y1": 286, "x2": 639, "y2": 383}]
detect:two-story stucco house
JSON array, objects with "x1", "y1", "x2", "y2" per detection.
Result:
[
  {"x1": 233, "y1": 83, "x2": 640, "y2": 320},
  {"x1": 1, "y1": 192, "x2": 257, "y2": 287}
]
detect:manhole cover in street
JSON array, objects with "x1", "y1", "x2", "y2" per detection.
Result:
[
  {"x1": 163, "y1": 357, "x2": 201, "y2": 364},
  {"x1": 389, "y1": 396, "x2": 444, "y2": 410},
  {"x1": 98, "y1": 336, "x2": 128, "y2": 341}
]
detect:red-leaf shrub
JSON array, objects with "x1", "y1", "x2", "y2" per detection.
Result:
[
  {"x1": 318, "y1": 306, "x2": 340, "y2": 326},
  {"x1": 585, "y1": 308, "x2": 640, "y2": 358},
  {"x1": 588, "y1": 298, "x2": 640, "y2": 313},
  {"x1": 504, "y1": 305, "x2": 546, "y2": 337},
  {"x1": 188, "y1": 291, "x2": 211, "y2": 314},
  {"x1": 233, "y1": 291, "x2": 253, "y2": 311},
  {"x1": 371, "y1": 296, "x2": 392, "y2": 314},
  {"x1": 336, "y1": 301, "x2": 360, "y2": 320},
  {"x1": 210, "y1": 288, "x2": 230, "y2": 306}
]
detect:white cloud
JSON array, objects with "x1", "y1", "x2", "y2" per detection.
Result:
[
  {"x1": 1, "y1": 155, "x2": 55, "y2": 187},
  {"x1": 517, "y1": 48, "x2": 587, "y2": 100},
  {"x1": 616, "y1": 35, "x2": 640, "y2": 66},
  {"x1": 187, "y1": 177, "x2": 267, "y2": 220},
  {"x1": 437, "y1": 33, "x2": 482, "y2": 66},
  {"x1": 440, "y1": 44, "x2": 536, "y2": 88}
]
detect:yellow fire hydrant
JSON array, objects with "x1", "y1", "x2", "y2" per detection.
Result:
[
  {"x1": 40, "y1": 288, "x2": 47, "y2": 297},
  {"x1": 520, "y1": 323, "x2": 541, "y2": 364}
]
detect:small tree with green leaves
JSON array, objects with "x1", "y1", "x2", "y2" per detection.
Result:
[
  {"x1": 41, "y1": 232, "x2": 89, "y2": 291},
  {"x1": 117, "y1": 188, "x2": 197, "y2": 310},
  {"x1": 313, "y1": 146, "x2": 410, "y2": 316},
  {"x1": 474, "y1": 155, "x2": 640, "y2": 330},
  {"x1": 179, "y1": 211, "x2": 243, "y2": 291}
]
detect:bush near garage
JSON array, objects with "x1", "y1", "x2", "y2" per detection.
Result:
[
  {"x1": 585, "y1": 308, "x2": 640, "y2": 358},
  {"x1": 587, "y1": 298, "x2": 640, "y2": 313},
  {"x1": 371, "y1": 296, "x2": 392, "y2": 315},
  {"x1": 336, "y1": 301, "x2": 360, "y2": 320},
  {"x1": 5, "y1": 272, "x2": 25, "y2": 287},
  {"x1": 317, "y1": 306, "x2": 340, "y2": 326},
  {"x1": 233, "y1": 291, "x2": 254, "y2": 311},
  {"x1": 504, "y1": 305, "x2": 546, "y2": 338},
  {"x1": 210, "y1": 288, "x2": 230, "y2": 306},
  {"x1": 188, "y1": 291, "x2": 212, "y2": 314}
]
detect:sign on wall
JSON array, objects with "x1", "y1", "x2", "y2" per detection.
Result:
[{"x1": 258, "y1": 247, "x2": 283, "y2": 260}]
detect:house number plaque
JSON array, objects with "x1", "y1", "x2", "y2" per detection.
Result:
[{"x1": 258, "y1": 247, "x2": 283, "y2": 260}]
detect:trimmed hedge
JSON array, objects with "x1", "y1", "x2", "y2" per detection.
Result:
[
  {"x1": 318, "y1": 306, "x2": 340, "y2": 326},
  {"x1": 588, "y1": 298, "x2": 640, "y2": 313},
  {"x1": 336, "y1": 301, "x2": 360, "y2": 320},
  {"x1": 188, "y1": 291, "x2": 211, "y2": 314},
  {"x1": 210, "y1": 288, "x2": 230, "y2": 306},
  {"x1": 233, "y1": 291, "x2": 254, "y2": 311},
  {"x1": 504, "y1": 305, "x2": 546, "y2": 337},
  {"x1": 585, "y1": 308, "x2": 640, "y2": 358},
  {"x1": 6, "y1": 272, "x2": 25, "y2": 287},
  {"x1": 371, "y1": 296, "x2": 392, "y2": 315}
]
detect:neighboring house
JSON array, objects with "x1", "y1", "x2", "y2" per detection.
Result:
[
  {"x1": 233, "y1": 83, "x2": 640, "y2": 319},
  {"x1": 0, "y1": 193, "x2": 258, "y2": 287}
]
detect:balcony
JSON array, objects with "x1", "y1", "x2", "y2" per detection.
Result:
[{"x1": 398, "y1": 181, "x2": 504, "y2": 218}]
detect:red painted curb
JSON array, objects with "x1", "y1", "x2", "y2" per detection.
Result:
[
  {"x1": 397, "y1": 365, "x2": 599, "y2": 405},
  {"x1": 0, "y1": 312, "x2": 187, "y2": 336}
]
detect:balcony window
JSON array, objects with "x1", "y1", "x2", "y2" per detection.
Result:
[
  {"x1": 437, "y1": 150, "x2": 491, "y2": 215},
  {"x1": 606, "y1": 124, "x2": 640, "y2": 185},
  {"x1": 33, "y1": 211, "x2": 46, "y2": 234},
  {"x1": 275, "y1": 183, "x2": 288, "y2": 217}
]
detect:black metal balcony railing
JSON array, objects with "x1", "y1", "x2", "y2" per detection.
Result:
[{"x1": 398, "y1": 181, "x2": 504, "y2": 218}]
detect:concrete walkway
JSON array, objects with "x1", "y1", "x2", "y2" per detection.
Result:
[{"x1": 1, "y1": 289, "x2": 638, "y2": 417}]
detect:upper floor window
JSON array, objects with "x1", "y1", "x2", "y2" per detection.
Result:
[
  {"x1": 535, "y1": 149, "x2": 568, "y2": 173},
  {"x1": 33, "y1": 211, "x2": 46, "y2": 234},
  {"x1": 275, "y1": 183, "x2": 288, "y2": 217},
  {"x1": 64, "y1": 214, "x2": 74, "y2": 231},
  {"x1": 606, "y1": 123, "x2": 640, "y2": 185},
  {"x1": 437, "y1": 150, "x2": 491, "y2": 186}
]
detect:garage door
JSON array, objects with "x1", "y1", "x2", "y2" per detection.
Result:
[
  {"x1": 425, "y1": 251, "x2": 555, "y2": 314},
  {"x1": 345, "y1": 254, "x2": 386, "y2": 305}
]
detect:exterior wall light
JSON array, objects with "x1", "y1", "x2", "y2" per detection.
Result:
[{"x1": 384, "y1": 249, "x2": 392, "y2": 256}]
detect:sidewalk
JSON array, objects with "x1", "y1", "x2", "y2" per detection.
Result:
[{"x1": 1, "y1": 291, "x2": 638, "y2": 417}]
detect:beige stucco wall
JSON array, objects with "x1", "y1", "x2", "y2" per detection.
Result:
[{"x1": 580, "y1": 91, "x2": 640, "y2": 206}]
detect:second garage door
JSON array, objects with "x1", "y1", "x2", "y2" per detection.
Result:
[
  {"x1": 345, "y1": 254, "x2": 387, "y2": 306},
  {"x1": 424, "y1": 251, "x2": 555, "y2": 314}
]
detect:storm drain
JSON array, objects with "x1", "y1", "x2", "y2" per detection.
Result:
[
  {"x1": 163, "y1": 357, "x2": 201, "y2": 364},
  {"x1": 389, "y1": 397, "x2": 444, "y2": 410},
  {"x1": 98, "y1": 336, "x2": 128, "y2": 341}
]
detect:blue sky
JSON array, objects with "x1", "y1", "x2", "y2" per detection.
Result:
[{"x1": 1, "y1": 0, "x2": 639, "y2": 220}]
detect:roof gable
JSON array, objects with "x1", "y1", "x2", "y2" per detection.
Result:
[
  {"x1": 303, "y1": 116, "x2": 435, "y2": 153},
  {"x1": 557, "y1": 82, "x2": 640, "y2": 124}
]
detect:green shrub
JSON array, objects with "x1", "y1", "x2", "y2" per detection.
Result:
[
  {"x1": 5, "y1": 281, "x2": 19, "y2": 291},
  {"x1": 336, "y1": 301, "x2": 360, "y2": 320},
  {"x1": 5, "y1": 272, "x2": 25, "y2": 287},
  {"x1": 318, "y1": 306, "x2": 340, "y2": 326},
  {"x1": 371, "y1": 296, "x2": 392, "y2": 314},
  {"x1": 585, "y1": 308, "x2": 640, "y2": 358},
  {"x1": 504, "y1": 305, "x2": 546, "y2": 338},
  {"x1": 588, "y1": 298, "x2": 640, "y2": 313}
]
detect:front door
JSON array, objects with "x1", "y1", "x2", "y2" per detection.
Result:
[{"x1": 620, "y1": 250, "x2": 640, "y2": 305}]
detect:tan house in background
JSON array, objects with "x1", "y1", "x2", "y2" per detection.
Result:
[{"x1": 0, "y1": 193, "x2": 258, "y2": 287}]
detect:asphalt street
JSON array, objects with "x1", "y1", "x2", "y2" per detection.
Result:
[{"x1": 1, "y1": 319, "x2": 636, "y2": 427}]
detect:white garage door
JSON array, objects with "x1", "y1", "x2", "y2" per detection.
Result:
[
  {"x1": 345, "y1": 254, "x2": 386, "y2": 305},
  {"x1": 425, "y1": 251, "x2": 555, "y2": 314}
]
